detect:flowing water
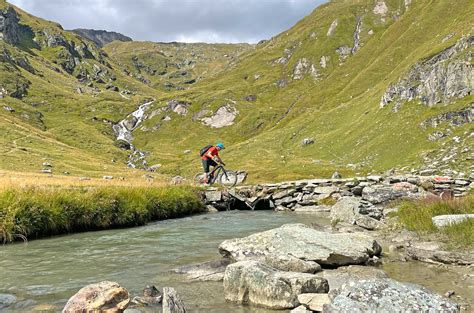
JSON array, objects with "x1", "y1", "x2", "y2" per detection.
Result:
[
  {"x1": 0, "y1": 211, "x2": 472, "y2": 312},
  {"x1": 112, "y1": 100, "x2": 155, "y2": 169}
]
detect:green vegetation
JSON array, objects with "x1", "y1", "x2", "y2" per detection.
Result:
[
  {"x1": 397, "y1": 195, "x2": 474, "y2": 248},
  {"x1": 0, "y1": 185, "x2": 204, "y2": 243},
  {"x1": 0, "y1": 0, "x2": 473, "y2": 183}
]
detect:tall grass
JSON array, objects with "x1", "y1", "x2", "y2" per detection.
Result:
[
  {"x1": 397, "y1": 194, "x2": 474, "y2": 248},
  {"x1": 0, "y1": 186, "x2": 204, "y2": 243}
]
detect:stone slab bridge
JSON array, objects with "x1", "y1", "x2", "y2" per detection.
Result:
[{"x1": 202, "y1": 175, "x2": 473, "y2": 212}]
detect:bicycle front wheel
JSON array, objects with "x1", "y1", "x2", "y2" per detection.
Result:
[
  {"x1": 194, "y1": 172, "x2": 206, "y2": 185},
  {"x1": 219, "y1": 170, "x2": 238, "y2": 187}
]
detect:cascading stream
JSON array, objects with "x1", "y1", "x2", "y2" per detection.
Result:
[{"x1": 113, "y1": 100, "x2": 155, "y2": 169}]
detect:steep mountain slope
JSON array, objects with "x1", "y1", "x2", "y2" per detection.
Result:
[
  {"x1": 70, "y1": 28, "x2": 132, "y2": 47},
  {"x1": 127, "y1": 0, "x2": 473, "y2": 181},
  {"x1": 0, "y1": 0, "x2": 472, "y2": 181},
  {"x1": 0, "y1": 0, "x2": 248, "y2": 176}
]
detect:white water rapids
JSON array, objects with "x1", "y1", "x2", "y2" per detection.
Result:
[{"x1": 113, "y1": 100, "x2": 155, "y2": 169}]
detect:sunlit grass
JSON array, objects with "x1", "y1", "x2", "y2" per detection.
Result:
[{"x1": 397, "y1": 194, "x2": 474, "y2": 248}]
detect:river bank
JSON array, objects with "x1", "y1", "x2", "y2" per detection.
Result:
[{"x1": 0, "y1": 185, "x2": 204, "y2": 243}]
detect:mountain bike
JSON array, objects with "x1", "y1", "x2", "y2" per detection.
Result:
[{"x1": 194, "y1": 163, "x2": 238, "y2": 187}]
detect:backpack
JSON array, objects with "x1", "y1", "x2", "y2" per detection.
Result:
[{"x1": 199, "y1": 145, "x2": 213, "y2": 156}]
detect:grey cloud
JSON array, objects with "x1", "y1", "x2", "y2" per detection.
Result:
[{"x1": 9, "y1": 0, "x2": 326, "y2": 43}]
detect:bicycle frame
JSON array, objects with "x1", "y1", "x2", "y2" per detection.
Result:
[{"x1": 209, "y1": 165, "x2": 227, "y2": 184}]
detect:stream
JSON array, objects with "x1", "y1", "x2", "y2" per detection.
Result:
[{"x1": 0, "y1": 211, "x2": 472, "y2": 312}]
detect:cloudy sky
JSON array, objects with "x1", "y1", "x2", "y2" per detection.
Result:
[{"x1": 9, "y1": 0, "x2": 326, "y2": 43}]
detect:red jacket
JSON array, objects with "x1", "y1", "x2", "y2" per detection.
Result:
[{"x1": 202, "y1": 146, "x2": 219, "y2": 160}]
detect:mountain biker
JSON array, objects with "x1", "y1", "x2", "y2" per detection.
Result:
[{"x1": 201, "y1": 143, "x2": 225, "y2": 184}]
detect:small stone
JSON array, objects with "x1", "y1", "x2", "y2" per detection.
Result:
[
  {"x1": 331, "y1": 172, "x2": 342, "y2": 179},
  {"x1": 103, "y1": 176, "x2": 113, "y2": 180},
  {"x1": 42, "y1": 162, "x2": 53, "y2": 167},
  {"x1": 41, "y1": 169, "x2": 52, "y2": 174},
  {"x1": 302, "y1": 138, "x2": 315, "y2": 146}
]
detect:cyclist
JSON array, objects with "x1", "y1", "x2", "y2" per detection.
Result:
[{"x1": 201, "y1": 143, "x2": 225, "y2": 184}]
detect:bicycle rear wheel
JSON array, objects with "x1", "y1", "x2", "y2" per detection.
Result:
[
  {"x1": 219, "y1": 170, "x2": 238, "y2": 187},
  {"x1": 194, "y1": 172, "x2": 206, "y2": 185}
]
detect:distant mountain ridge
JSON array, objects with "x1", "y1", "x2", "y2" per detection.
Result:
[{"x1": 71, "y1": 28, "x2": 132, "y2": 47}]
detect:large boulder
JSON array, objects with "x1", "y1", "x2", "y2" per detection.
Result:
[
  {"x1": 362, "y1": 184, "x2": 416, "y2": 204},
  {"x1": 224, "y1": 260, "x2": 329, "y2": 309},
  {"x1": 62, "y1": 281, "x2": 129, "y2": 313},
  {"x1": 219, "y1": 224, "x2": 382, "y2": 267},
  {"x1": 324, "y1": 278, "x2": 460, "y2": 312}
]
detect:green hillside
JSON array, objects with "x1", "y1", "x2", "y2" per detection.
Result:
[{"x1": 0, "y1": 0, "x2": 473, "y2": 181}]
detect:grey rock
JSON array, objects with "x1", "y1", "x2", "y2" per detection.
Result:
[
  {"x1": 380, "y1": 36, "x2": 474, "y2": 109},
  {"x1": 327, "y1": 20, "x2": 338, "y2": 37},
  {"x1": 406, "y1": 244, "x2": 473, "y2": 265},
  {"x1": 41, "y1": 169, "x2": 52, "y2": 174},
  {"x1": 172, "y1": 259, "x2": 232, "y2": 282},
  {"x1": 302, "y1": 138, "x2": 315, "y2": 146},
  {"x1": 432, "y1": 214, "x2": 474, "y2": 227},
  {"x1": 264, "y1": 254, "x2": 322, "y2": 274},
  {"x1": 293, "y1": 58, "x2": 312, "y2": 80},
  {"x1": 0, "y1": 6, "x2": 20, "y2": 45},
  {"x1": 362, "y1": 185, "x2": 410, "y2": 204},
  {"x1": 331, "y1": 172, "x2": 342, "y2": 179},
  {"x1": 149, "y1": 164, "x2": 162, "y2": 172},
  {"x1": 324, "y1": 278, "x2": 460, "y2": 312},
  {"x1": 205, "y1": 190, "x2": 222, "y2": 202},
  {"x1": 293, "y1": 205, "x2": 331, "y2": 213},
  {"x1": 291, "y1": 305, "x2": 312, "y2": 313},
  {"x1": 223, "y1": 260, "x2": 329, "y2": 309},
  {"x1": 162, "y1": 287, "x2": 187, "y2": 313},
  {"x1": 219, "y1": 224, "x2": 382, "y2": 267},
  {"x1": 373, "y1": 1, "x2": 388, "y2": 16},
  {"x1": 71, "y1": 29, "x2": 132, "y2": 48},
  {"x1": 0, "y1": 294, "x2": 17, "y2": 310},
  {"x1": 201, "y1": 105, "x2": 238, "y2": 128},
  {"x1": 316, "y1": 265, "x2": 388, "y2": 291},
  {"x1": 167, "y1": 100, "x2": 190, "y2": 116},
  {"x1": 298, "y1": 293, "x2": 330, "y2": 312},
  {"x1": 420, "y1": 105, "x2": 473, "y2": 129}
]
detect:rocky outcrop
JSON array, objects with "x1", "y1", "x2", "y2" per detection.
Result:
[
  {"x1": 381, "y1": 35, "x2": 474, "y2": 109},
  {"x1": 373, "y1": 1, "x2": 389, "y2": 16},
  {"x1": 201, "y1": 105, "x2": 238, "y2": 128},
  {"x1": 0, "y1": 6, "x2": 20, "y2": 45},
  {"x1": 219, "y1": 224, "x2": 382, "y2": 267},
  {"x1": 71, "y1": 29, "x2": 132, "y2": 48},
  {"x1": 293, "y1": 58, "x2": 318, "y2": 80},
  {"x1": 420, "y1": 105, "x2": 473, "y2": 129},
  {"x1": 327, "y1": 20, "x2": 338, "y2": 37},
  {"x1": 315, "y1": 265, "x2": 388, "y2": 291},
  {"x1": 325, "y1": 278, "x2": 460, "y2": 312},
  {"x1": 223, "y1": 260, "x2": 329, "y2": 309},
  {"x1": 330, "y1": 197, "x2": 385, "y2": 230},
  {"x1": 62, "y1": 281, "x2": 129, "y2": 313},
  {"x1": 351, "y1": 17, "x2": 363, "y2": 54}
]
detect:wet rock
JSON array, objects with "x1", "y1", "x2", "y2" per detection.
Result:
[
  {"x1": 325, "y1": 278, "x2": 460, "y2": 312},
  {"x1": 297, "y1": 293, "x2": 330, "y2": 312},
  {"x1": 62, "y1": 281, "x2": 129, "y2": 313},
  {"x1": 219, "y1": 224, "x2": 382, "y2": 267},
  {"x1": 201, "y1": 105, "x2": 238, "y2": 128},
  {"x1": 162, "y1": 287, "x2": 187, "y2": 313},
  {"x1": 0, "y1": 294, "x2": 17, "y2": 310},
  {"x1": 131, "y1": 285, "x2": 162, "y2": 306},
  {"x1": 406, "y1": 243, "x2": 473, "y2": 265},
  {"x1": 172, "y1": 259, "x2": 232, "y2": 282},
  {"x1": 432, "y1": 214, "x2": 474, "y2": 228},
  {"x1": 224, "y1": 260, "x2": 329, "y2": 309}
]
